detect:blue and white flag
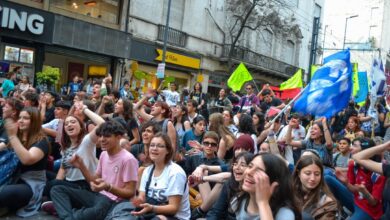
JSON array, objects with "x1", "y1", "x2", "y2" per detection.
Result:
[
  {"x1": 293, "y1": 50, "x2": 352, "y2": 118},
  {"x1": 367, "y1": 57, "x2": 386, "y2": 121}
]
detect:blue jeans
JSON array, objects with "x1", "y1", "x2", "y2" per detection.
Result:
[{"x1": 325, "y1": 174, "x2": 373, "y2": 219}]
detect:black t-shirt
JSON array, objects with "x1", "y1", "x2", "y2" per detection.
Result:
[
  {"x1": 126, "y1": 118, "x2": 139, "y2": 142},
  {"x1": 382, "y1": 163, "x2": 390, "y2": 220},
  {"x1": 20, "y1": 138, "x2": 50, "y2": 173},
  {"x1": 260, "y1": 97, "x2": 282, "y2": 112},
  {"x1": 44, "y1": 106, "x2": 55, "y2": 124}
]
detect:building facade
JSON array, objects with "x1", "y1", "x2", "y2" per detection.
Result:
[
  {"x1": 0, "y1": 0, "x2": 131, "y2": 89},
  {"x1": 126, "y1": 0, "x2": 324, "y2": 97}
]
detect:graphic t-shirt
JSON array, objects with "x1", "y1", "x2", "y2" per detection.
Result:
[
  {"x1": 162, "y1": 90, "x2": 180, "y2": 107},
  {"x1": 140, "y1": 162, "x2": 190, "y2": 220}
]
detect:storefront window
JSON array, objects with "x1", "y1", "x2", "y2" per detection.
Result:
[
  {"x1": 4, "y1": 46, "x2": 20, "y2": 62},
  {"x1": 50, "y1": 0, "x2": 121, "y2": 24},
  {"x1": 20, "y1": 49, "x2": 35, "y2": 64},
  {"x1": 3, "y1": 46, "x2": 35, "y2": 64}
]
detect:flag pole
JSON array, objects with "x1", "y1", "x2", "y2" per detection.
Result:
[
  {"x1": 270, "y1": 85, "x2": 308, "y2": 124},
  {"x1": 251, "y1": 79, "x2": 261, "y2": 94}
]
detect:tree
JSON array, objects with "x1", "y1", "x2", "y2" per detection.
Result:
[{"x1": 224, "y1": 0, "x2": 298, "y2": 72}]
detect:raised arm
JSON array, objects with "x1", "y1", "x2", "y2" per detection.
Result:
[
  {"x1": 134, "y1": 96, "x2": 153, "y2": 121},
  {"x1": 5, "y1": 119, "x2": 45, "y2": 165},
  {"x1": 352, "y1": 141, "x2": 390, "y2": 175},
  {"x1": 322, "y1": 117, "x2": 333, "y2": 150}
]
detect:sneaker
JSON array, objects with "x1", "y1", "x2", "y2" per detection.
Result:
[{"x1": 41, "y1": 201, "x2": 57, "y2": 216}]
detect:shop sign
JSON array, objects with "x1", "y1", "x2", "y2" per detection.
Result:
[
  {"x1": 155, "y1": 49, "x2": 200, "y2": 69},
  {"x1": 0, "y1": 6, "x2": 44, "y2": 35},
  {"x1": 0, "y1": 1, "x2": 54, "y2": 43}
]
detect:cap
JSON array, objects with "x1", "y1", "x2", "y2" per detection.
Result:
[
  {"x1": 233, "y1": 134, "x2": 255, "y2": 153},
  {"x1": 55, "y1": 100, "x2": 71, "y2": 110}
]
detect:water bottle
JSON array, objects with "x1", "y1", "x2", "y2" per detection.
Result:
[{"x1": 268, "y1": 130, "x2": 279, "y2": 154}]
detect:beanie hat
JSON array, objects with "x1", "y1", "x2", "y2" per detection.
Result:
[{"x1": 233, "y1": 134, "x2": 255, "y2": 153}]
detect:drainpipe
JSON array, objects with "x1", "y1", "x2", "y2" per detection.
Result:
[{"x1": 125, "y1": 0, "x2": 131, "y2": 33}]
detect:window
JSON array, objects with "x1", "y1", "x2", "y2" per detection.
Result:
[
  {"x1": 50, "y1": 0, "x2": 121, "y2": 24},
  {"x1": 314, "y1": 3, "x2": 321, "y2": 18},
  {"x1": 286, "y1": 40, "x2": 295, "y2": 64},
  {"x1": 4, "y1": 46, "x2": 34, "y2": 64},
  {"x1": 163, "y1": 0, "x2": 185, "y2": 30},
  {"x1": 261, "y1": 29, "x2": 273, "y2": 56}
]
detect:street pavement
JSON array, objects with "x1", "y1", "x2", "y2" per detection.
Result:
[{"x1": 0, "y1": 212, "x2": 58, "y2": 220}]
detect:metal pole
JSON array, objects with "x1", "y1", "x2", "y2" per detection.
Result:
[
  {"x1": 321, "y1": 25, "x2": 328, "y2": 64},
  {"x1": 162, "y1": 0, "x2": 172, "y2": 64},
  {"x1": 343, "y1": 17, "x2": 348, "y2": 50},
  {"x1": 270, "y1": 86, "x2": 308, "y2": 124}
]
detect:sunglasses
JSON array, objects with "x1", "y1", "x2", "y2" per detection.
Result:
[{"x1": 202, "y1": 141, "x2": 218, "y2": 147}]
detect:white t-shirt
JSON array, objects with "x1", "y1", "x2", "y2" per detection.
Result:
[
  {"x1": 140, "y1": 162, "x2": 190, "y2": 220},
  {"x1": 62, "y1": 134, "x2": 98, "y2": 181},
  {"x1": 277, "y1": 125, "x2": 306, "y2": 165},
  {"x1": 42, "y1": 118, "x2": 60, "y2": 130},
  {"x1": 162, "y1": 90, "x2": 180, "y2": 107}
]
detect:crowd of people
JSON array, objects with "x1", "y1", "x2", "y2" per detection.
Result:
[{"x1": 0, "y1": 72, "x2": 389, "y2": 220}]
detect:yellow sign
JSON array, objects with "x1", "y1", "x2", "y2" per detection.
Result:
[{"x1": 155, "y1": 49, "x2": 200, "y2": 69}]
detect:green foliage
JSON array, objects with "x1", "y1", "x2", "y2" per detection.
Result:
[{"x1": 36, "y1": 66, "x2": 60, "y2": 85}]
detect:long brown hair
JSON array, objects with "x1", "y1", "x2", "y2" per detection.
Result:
[
  {"x1": 345, "y1": 116, "x2": 361, "y2": 133},
  {"x1": 292, "y1": 155, "x2": 336, "y2": 210},
  {"x1": 209, "y1": 113, "x2": 235, "y2": 145},
  {"x1": 61, "y1": 115, "x2": 86, "y2": 151},
  {"x1": 18, "y1": 107, "x2": 47, "y2": 149}
]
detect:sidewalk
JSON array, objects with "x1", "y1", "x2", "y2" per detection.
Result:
[{"x1": 1, "y1": 212, "x2": 58, "y2": 220}]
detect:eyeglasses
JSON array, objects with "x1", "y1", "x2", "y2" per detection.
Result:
[
  {"x1": 245, "y1": 88, "x2": 252, "y2": 90},
  {"x1": 149, "y1": 144, "x2": 166, "y2": 149},
  {"x1": 202, "y1": 141, "x2": 218, "y2": 147}
]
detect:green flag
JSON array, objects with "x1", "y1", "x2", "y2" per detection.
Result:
[
  {"x1": 280, "y1": 69, "x2": 303, "y2": 90},
  {"x1": 352, "y1": 63, "x2": 359, "y2": 97},
  {"x1": 227, "y1": 63, "x2": 253, "y2": 92}
]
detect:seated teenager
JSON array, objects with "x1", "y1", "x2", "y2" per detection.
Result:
[
  {"x1": 198, "y1": 152, "x2": 254, "y2": 220},
  {"x1": 293, "y1": 155, "x2": 338, "y2": 220},
  {"x1": 353, "y1": 140, "x2": 390, "y2": 220},
  {"x1": 50, "y1": 120, "x2": 138, "y2": 220},
  {"x1": 130, "y1": 133, "x2": 190, "y2": 220},
  {"x1": 237, "y1": 153, "x2": 300, "y2": 220},
  {"x1": 328, "y1": 138, "x2": 385, "y2": 220},
  {"x1": 42, "y1": 101, "x2": 105, "y2": 215},
  {"x1": 0, "y1": 107, "x2": 50, "y2": 217}
]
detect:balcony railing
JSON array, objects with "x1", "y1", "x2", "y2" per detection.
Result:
[
  {"x1": 222, "y1": 44, "x2": 298, "y2": 77},
  {"x1": 157, "y1": 25, "x2": 187, "y2": 47}
]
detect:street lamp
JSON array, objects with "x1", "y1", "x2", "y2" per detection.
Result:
[
  {"x1": 343, "y1": 15, "x2": 358, "y2": 49},
  {"x1": 321, "y1": 25, "x2": 328, "y2": 64}
]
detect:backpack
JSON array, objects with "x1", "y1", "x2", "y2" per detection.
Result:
[
  {"x1": 0, "y1": 149, "x2": 19, "y2": 187},
  {"x1": 162, "y1": 119, "x2": 182, "y2": 156}
]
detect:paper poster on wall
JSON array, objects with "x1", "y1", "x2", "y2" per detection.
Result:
[
  {"x1": 147, "y1": 82, "x2": 152, "y2": 88},
  {"x1": 131, "y1": 80, "x2": 137, "y2": 89}
]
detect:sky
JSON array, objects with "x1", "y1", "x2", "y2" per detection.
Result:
[{"x1": 322, "y1": 0, "x2": 383, "y2": 49}]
